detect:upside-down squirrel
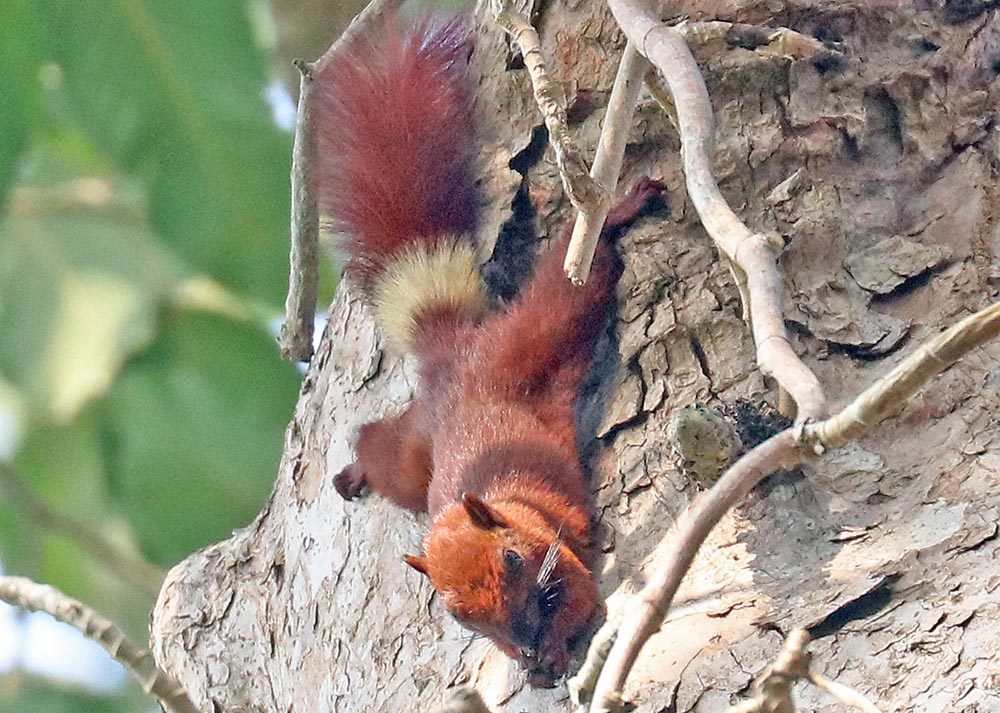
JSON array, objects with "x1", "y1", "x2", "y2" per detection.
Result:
[{"x1": 313, "y1": 13, "x2": 663, "y2": 684}]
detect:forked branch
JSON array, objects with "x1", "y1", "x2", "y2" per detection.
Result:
[
  {"x1": 802, "y1": 300, "x2": 1000, "y2": 450},
  {"x1": 725, "y1": 629, "x2": 882, "y2": 713},
  {"x1": 492, "y1": 3, "x2": 658, "y2": 285},
  {"x1": 578, "y1": 299, "x2": 1000, "y2": 712}
]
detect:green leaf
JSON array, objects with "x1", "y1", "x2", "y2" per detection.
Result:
[
  {"x1": 0, "y1": 0, "x2": 43, "y2": 206},
  {"x1": 98, "y1": 310, "x2": 299, "y2": 565},
  {"x1": 0, "y1": 176, "x2": 182, "y2": 422},
  {"x1": 41, "y1": 0, "x2": 292, "y2": 307}
]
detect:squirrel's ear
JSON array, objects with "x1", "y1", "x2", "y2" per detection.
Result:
[
  {"x1": 461, "y1": 492, "x2": 508, "y2": 529},
  {"x1": 403, "y1": 554, "x2": 429, "y2": 575}
]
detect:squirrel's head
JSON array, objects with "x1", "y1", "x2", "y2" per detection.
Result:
[{"x1": 404, "y1": 492, "x2": 597, "y2": 685}]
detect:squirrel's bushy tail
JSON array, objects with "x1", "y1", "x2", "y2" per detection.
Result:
[{"x1": 312, "y1": 14, "x2": 484, "y2": 349}]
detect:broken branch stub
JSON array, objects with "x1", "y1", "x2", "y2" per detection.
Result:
[
  {"x1": 278, "y1": 0, "x2": 408, "y2": 361},
  {"x1": 563, "y1": 42, "x2": 650, "y2": 284}
]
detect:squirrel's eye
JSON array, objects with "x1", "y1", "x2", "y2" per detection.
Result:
[{"x1": 503, "y1": 549, "x2": 524, "y2": 573}]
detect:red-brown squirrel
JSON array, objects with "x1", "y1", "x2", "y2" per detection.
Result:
[{"x1": 313, "y1": 13, "x2": 663, "y2": 684}]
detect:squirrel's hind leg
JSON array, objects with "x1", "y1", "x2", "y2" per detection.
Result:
[{"x1": 469, "y1": 179, "x2": 666, "y2": 401}]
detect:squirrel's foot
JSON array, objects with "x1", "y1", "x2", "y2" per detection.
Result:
[
  {"x1": 334, "y1": 463, "x2": 367, "y2": 501},
  {"x1": 604, "y1": 177, "x2": 667, "y2": 232}
]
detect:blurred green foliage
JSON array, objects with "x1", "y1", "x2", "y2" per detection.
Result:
[
  {"x1": 0, "y1": 0, "x2": 309, "y2": 710},
  {"x1": 0, "y1": 676, "x2": 132, "y2": 713},
  {"x1": 1, "y1": 0, "x2": 469, "y2": 708}
]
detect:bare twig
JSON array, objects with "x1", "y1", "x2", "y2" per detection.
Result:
[
  {"x1": 278, "y1": 0, "x2": 406, "y2": 361},
  {"x1": 607, "y1": 0, "x2": 826, "y2": 423},
  {"x1": 0, "y1": 576, "x2": 200, "y2": 713},
  {"x1": 492, "y1": 1, "x2": 600, "y2": 211},
  {"x1": 569, "y1": 622, "x2": 618, "y2": 711},
  {"x1": 583, "y1": 299, "x2": 1000, "y2": 713},
  {"x1": 278, "y1": 59, "x2": 320, "y2": 362},
  {"x1": 809, "y1": 671, "x2": 883, "y2": 713},
  {"x1": 0, "y1": 464, "x2": 165, "y2": 598},
  {"x1": 563, "y1": 43, "x2": 650, "y2": 284}
]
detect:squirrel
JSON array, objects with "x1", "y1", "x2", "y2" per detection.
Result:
[{"x1": 313, "y1": 13, "x2": 664, "y2": 684}]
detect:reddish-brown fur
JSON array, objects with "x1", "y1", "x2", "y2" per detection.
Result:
[
  {"x1": 312, "y1": 14, "x2": 478, "y2": 291},
  {"x1": 314, "y1": 14, "x2": 663, "y2": 684},
  {"x1": 416, "y1": 188, "x2": 662, "y2": 681}
]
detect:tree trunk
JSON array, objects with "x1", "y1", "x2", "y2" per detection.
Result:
[{"x1": 151, "y1": 1, "x2": 1000, "y2": 711}]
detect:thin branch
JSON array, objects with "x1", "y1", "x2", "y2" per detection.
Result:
[
  {"x1": 0, "y1": 464, "x2": 165, "y2": 598},
  {"x1": 606, "y1": 0, "x2": 826, "y2": 423},
  {"x1": 492, "y1": 1, "x2": 600, "y2": 211},
  {"x1": 569, "y1": 622, "x2": 618, "y2": 711},
  {"x1": 563, "y1": 42, "x2": 650, "y2": 284},
  {"x1": 803, "y1": 300, "x2": 1000, "y2": 451},
  {"x1": 278, "y1": 59, "x2": 320, "y2": 362},
  {"x1": 278, "y1": 0, "x2": 406, "y2": 361},
  {"x1": 809, "y1": 671, "x2": 883, "y2": 713},
  {"x1": 0, "y1": 576, "x2": 200, "y2": 713},
  {"x1": 644, "y1": 70, "x2": 755, "y2": 333},
  {"x1": 583, "y1": 299, "x2": 1000, "y2": 713},
  {"x1": 589, "y1": 430, "x2": 803, "y2": 713}
]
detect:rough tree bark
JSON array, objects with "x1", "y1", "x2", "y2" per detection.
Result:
[{"x1": 152, "y1": 1, "x2": 1000, "y2": 711}]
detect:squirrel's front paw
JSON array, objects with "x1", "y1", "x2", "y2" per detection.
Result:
[{"x1": 334, "y1": 463, "x2": 367, "y2": 501}]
